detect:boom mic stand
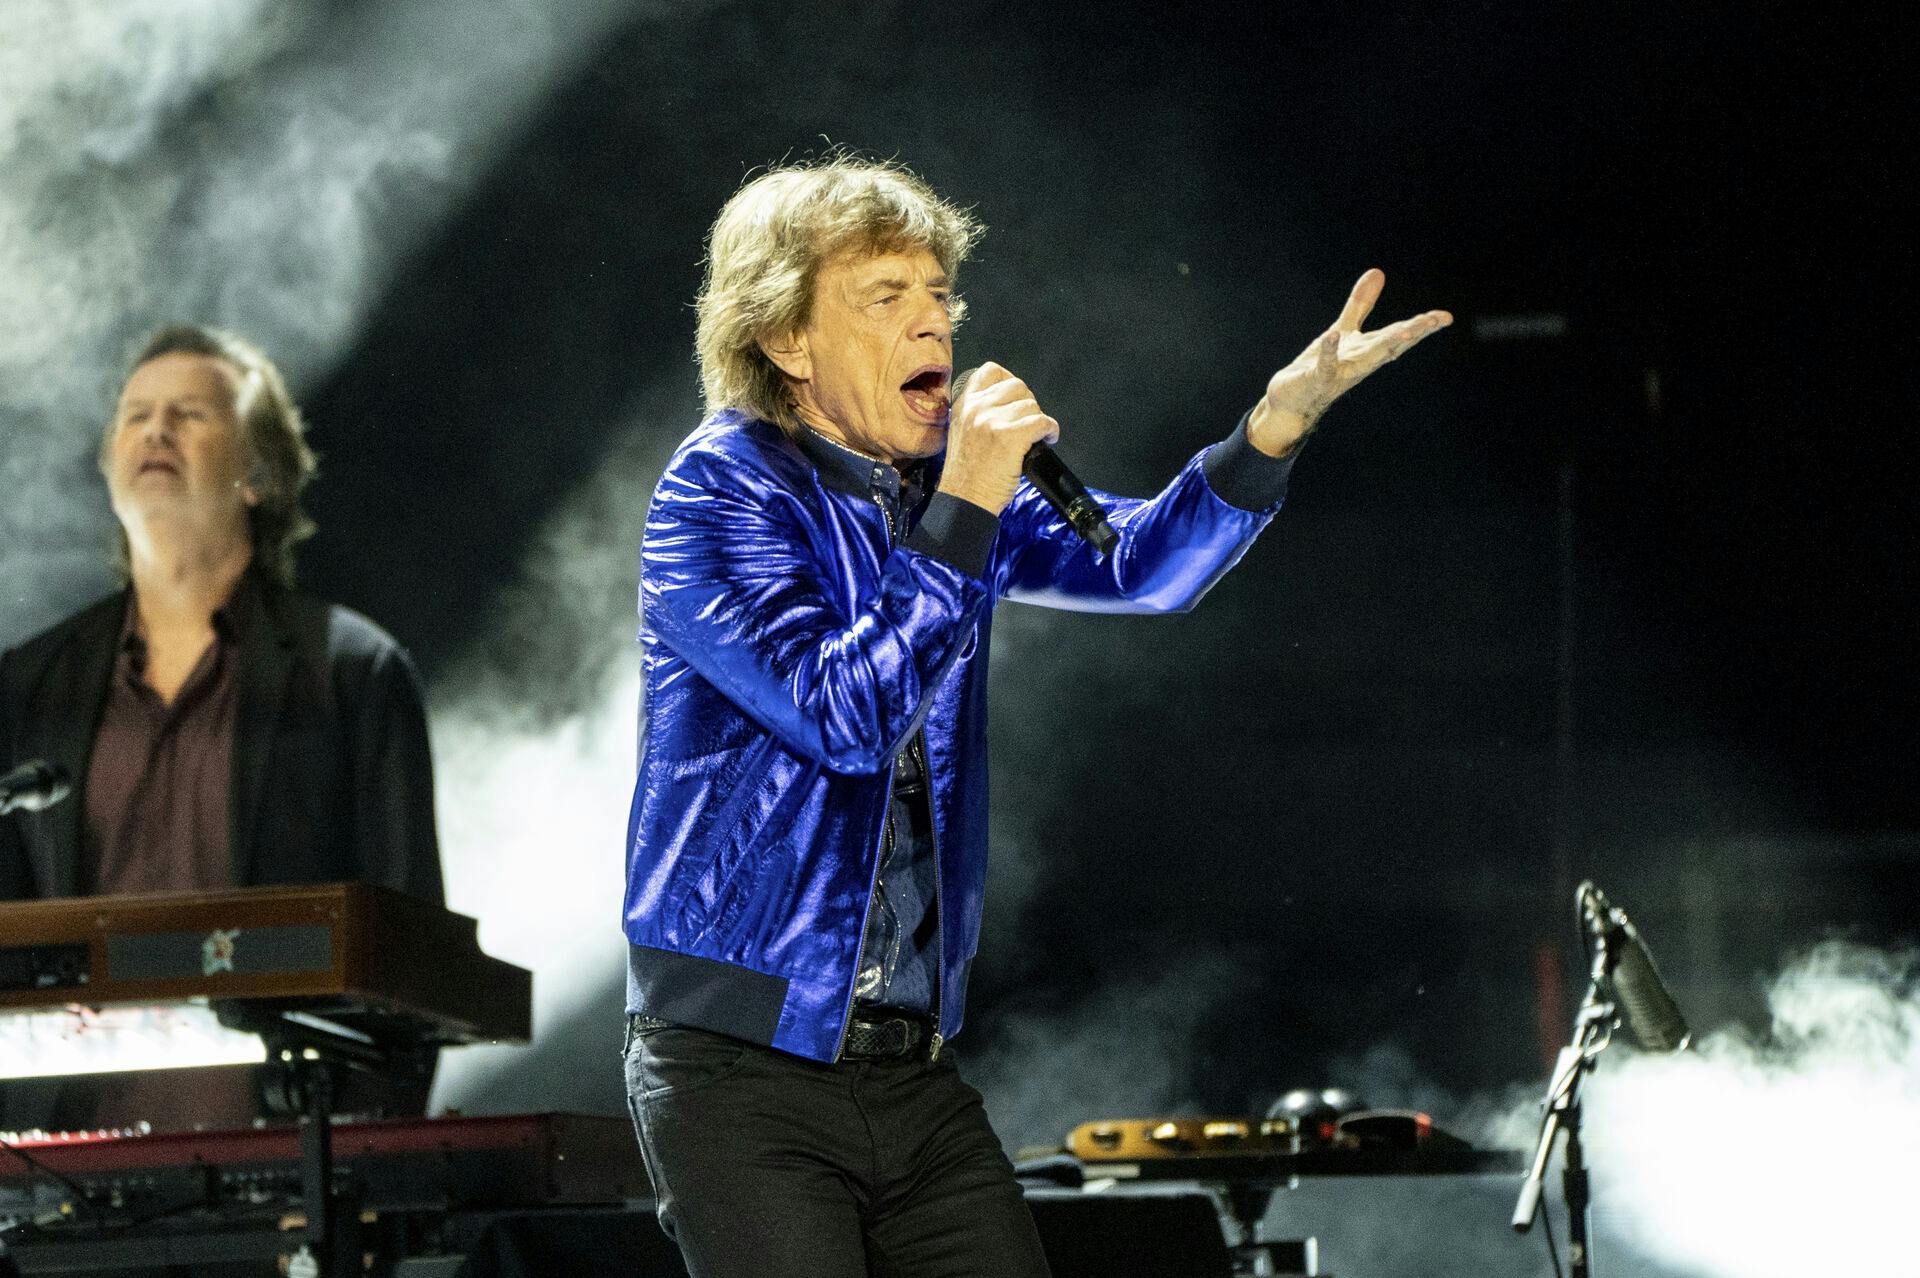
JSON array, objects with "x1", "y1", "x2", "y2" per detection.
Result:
[{"x1": 1511, "y1": 883, "x2": 1619, "y2": 1277}]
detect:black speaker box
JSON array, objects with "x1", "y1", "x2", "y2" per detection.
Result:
[{"x1": 1024, "y1": 1188, "x2": 1234, "y2": 1278}]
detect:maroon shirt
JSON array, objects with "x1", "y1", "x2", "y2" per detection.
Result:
[
  {"x1": 73, "y1": 579, "x2": 258, "y2": 1129},
  {"x1": 82, "y1": 580, "x2": 250, "y2": 895}
]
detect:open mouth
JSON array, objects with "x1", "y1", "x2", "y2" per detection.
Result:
[
  {"x1": 900, "y1": 366, "x2": 951, "y2": 422},
  {"x1": 136, "y1": 458, "x2": 180, "y2": 477}
]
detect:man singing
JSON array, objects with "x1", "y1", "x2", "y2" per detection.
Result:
[{"x1": 621, "y1": 156, "x2": 1448, "y2": 1276}]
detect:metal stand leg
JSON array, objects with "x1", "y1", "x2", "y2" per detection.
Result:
[
  {"x1": 1219, "y1": 1184, "x2": 1317, "y2": 1276},
  {"x1": 1562, "y1": 1117, "x2": 1591, "y2": 1278},
  {"x1": 1513, "y1": 917, "x2": 1616, "y2": 1276},
  {"x1": 278, "y1": 1055, "x2": 362, "y2": 1278}
]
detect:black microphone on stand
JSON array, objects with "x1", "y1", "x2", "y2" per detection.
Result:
[
  {"x1": 950, "y1": 367, "x2": 1118, "y2": 556},
  {"x1": 1578, "y1": 881, "x2": 1692, "y2": 1052},
  {"x1": 0, "y1": 759, "x2": 72, "y2": 816},
  {"x1": 0, "y1": 759, "x2": 71, "y2": 816}
]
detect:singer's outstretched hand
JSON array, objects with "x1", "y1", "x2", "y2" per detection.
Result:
[
  {"x1": 1247, "y1": 269, "x2": 1452, "y2": 458},
  {"x1": 938, "y1": 362, "x2": 1059, "y2": 516}
]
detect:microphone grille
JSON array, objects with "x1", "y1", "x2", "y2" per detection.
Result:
[
  {"x1": 1611, "y1": 919, "x2": 1691, "y2": 1052},
  {"x1": 950, "y1": 366, "x2": 980, "y2": 409}
]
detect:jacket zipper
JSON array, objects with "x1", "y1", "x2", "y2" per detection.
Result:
[
  {"x1": 916, "y1": 729, "x2": 945, "y2": 1062},
  {"x1": 833, "y1": 487, "x2": 945, "y2": 1063},
  {"x1": 834, "y1": 491, "x2": 902, "y2": 1063},
  {"x1": 834, "y1": 786, "x2": 892, "y2": 1063}
]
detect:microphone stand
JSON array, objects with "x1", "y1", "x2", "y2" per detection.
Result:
[{"x1": 1512, "y1": 907, "x2": 1618, "y2": 1277}]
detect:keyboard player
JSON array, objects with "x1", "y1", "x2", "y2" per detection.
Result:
[{"x1": 0, "y1": 325, "x2": 443, "y2": 1133}]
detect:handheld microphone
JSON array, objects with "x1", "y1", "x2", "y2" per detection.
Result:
[
  {"x1": 0, "y1": 759, "x2": 72, "y2": 816},
  {"x1": 1578, "y1": 881, "x2": 1692, "y2": 1052},
  {"x1": 951, "y1": 367, "x2": 1118, "y2": 556}
]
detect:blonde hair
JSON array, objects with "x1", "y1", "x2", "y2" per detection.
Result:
[
  {"x1": 104, "y1": 325, "x2": 318, "y2": 588},
  {"x1": 695, "y1": 155, "x2": 984, "y2": 434}
]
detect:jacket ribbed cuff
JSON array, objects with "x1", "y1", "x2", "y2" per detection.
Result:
[
  {"x1": 904, "y1": 492, "x2": 1000, "y2": 581},
  {"x1": 1202, "y1": 412, "x2": 1299, "y2": 512}
]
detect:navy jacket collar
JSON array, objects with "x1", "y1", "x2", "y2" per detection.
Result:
[{"x1": 798, "y1": 427, "x2": 899, "y2": 498}]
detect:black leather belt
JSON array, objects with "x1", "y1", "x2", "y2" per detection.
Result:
[
  {"x1": 625, "y1": 1011, "x2": 940, "y2": 1062},
  {"x1": 843, "y1": 1007, "x2": 939, "y2": 1061}
]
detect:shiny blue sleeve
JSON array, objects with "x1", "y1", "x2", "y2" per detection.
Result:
[
  {"x1": 997, "y1": 440, "x2": 1285, "y2": 613},
  {"x1": 641, "y1": 444, "x2": 989, "y2": 775}
]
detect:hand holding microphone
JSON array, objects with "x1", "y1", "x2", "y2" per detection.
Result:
[
  {"x1": 939, "y1": 363, "x2": 1057, "y2": 516},
  {"x1": 944, "y1": 364, "x2": 1118, "y2": 554}
]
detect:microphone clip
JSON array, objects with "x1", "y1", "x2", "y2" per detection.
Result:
[{"x1": 1576, "y1": 880, "x2": 1621, "y2": 983}]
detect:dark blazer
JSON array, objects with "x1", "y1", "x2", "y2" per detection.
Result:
[{"x1": 0, "y1": 577, "x2": 442, "y2": 904}]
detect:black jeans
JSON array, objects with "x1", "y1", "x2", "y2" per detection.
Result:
[{"x1": 623, "y1": 1019, "x2": 1051, "y2": 1278}]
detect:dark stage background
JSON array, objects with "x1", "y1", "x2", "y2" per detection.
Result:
[{"x1": 2, "y1": 3, "x2": 1912, "y2": 1274}]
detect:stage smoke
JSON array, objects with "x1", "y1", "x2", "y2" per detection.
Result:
[
  {"x1": 1257, "y1": 944, "x2": 1918, "y2": 1277},
  {"x1": 426, "y1": 408, "x2": 685, "y2": 1116},
  {"x1": 1582, "y1": 940, "x2": 1920, "y2": 1277},
  {"x1": 0, "y1": 0, "x2": 636, "y2": 647},
  {"x1": 968, "y1": 951, "x2": 1248, "y2": 1152}
]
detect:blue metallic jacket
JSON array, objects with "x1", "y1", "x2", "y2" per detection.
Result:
[{"x1": 623, "y1": 409, "x2": 1291, "y2": 1061}]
